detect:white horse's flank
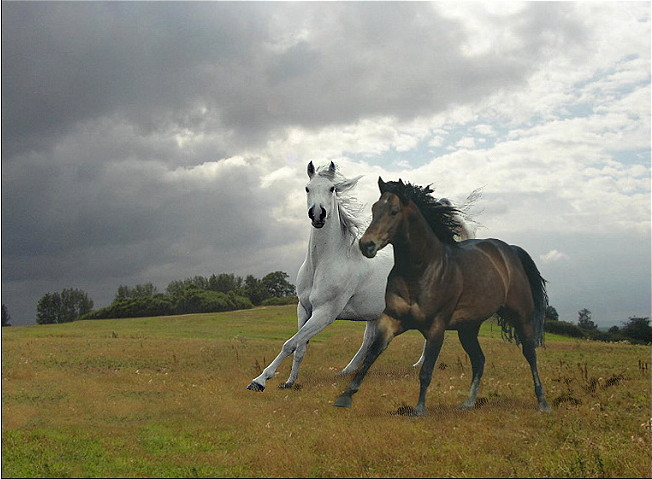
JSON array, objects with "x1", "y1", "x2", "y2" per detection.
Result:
[{"x1": 247, "y1": 161, "x2": 476, "y2": 392}]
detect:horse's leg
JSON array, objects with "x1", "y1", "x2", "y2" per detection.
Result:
[
  {"x1": 521, "y1": 339, "x2": 552, "y2": 412},
  {"x1": 338, "y1": 320, "x2": 377, "y2": 376},
  {"x1": 412, "y1": 339, "x2": 427, "y2": 368},
  {"x1": 280, "y1": 302, "x2": 311, "y2": 389},
  {"x1": 247, "y1": 305, "x2": 339, "y2": 392},
  {"x1": 512, "y1": 317, "x2": 552, "y2": 412},
  {"x1": 334, "y1": 313, "x2": 403, "y2": 408},
  {"x1": 457, "y1": 322, "x2": 485, "y2": 409},
  {"x1": 413, "y1": 327, "x2": 445, "y2": 416}
]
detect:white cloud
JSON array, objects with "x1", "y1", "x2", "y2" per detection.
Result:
[{"x1": 540, "y1": 249, "x2": 570, "y2": 263}]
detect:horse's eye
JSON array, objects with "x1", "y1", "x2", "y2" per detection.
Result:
[
  {"x1": 330, "y1": 186, "x2": 335, "y2": 193},
  {"x1": 305, "y1": 187, "x2": 309, "y2": 193},
  {"x1": 390, "y1": 208, "x2": 399, "y2": 216}
]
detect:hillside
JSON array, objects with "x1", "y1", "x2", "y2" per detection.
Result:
[{"x1": 2, "y1": 305, "x2": 650, "y2": 477}]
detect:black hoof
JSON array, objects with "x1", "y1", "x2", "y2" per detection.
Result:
[{"x1": 247, "y1": 381, "x2": 265, "y2": 392}]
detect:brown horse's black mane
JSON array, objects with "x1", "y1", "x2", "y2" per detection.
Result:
[{"x1": 381, "y1": 180, "x2": 464, "y2": 245}]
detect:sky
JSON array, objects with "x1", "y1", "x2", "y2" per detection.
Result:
[{"x1": 2, "y1": 1, "x2": 650, "y2": 328}]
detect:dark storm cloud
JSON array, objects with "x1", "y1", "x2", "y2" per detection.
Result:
[
  {"x1": 2, "y1": 2, "x2": 585, "y2": 157},
  {"x1": 1, "y1": 2, "x2": 599, "y2": 324},
  {"x1": 2, "y1": 2, "x2": 271, "y2": 155}
]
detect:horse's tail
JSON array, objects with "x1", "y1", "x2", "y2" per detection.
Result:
[{"x1": 512, "y1": 245, "x2": 548, "y2": 348}]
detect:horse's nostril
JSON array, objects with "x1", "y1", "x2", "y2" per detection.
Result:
[
  {"x1": 309, "y1": 206, "x2": 326, "y2": 223},
  {"x1": 360, "y1": 240, "x2": 376, "y2": 256}
]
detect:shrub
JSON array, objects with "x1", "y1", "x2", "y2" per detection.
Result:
[
  {"x1": 261, "y1": 296, "x2": 299, "y2": 306},
  {"x1": 544, "y1": 320, "x2": 585, "y2": 338},
  {"x1": 81, "y1": 295, "x2": 174, "y2": 320}
]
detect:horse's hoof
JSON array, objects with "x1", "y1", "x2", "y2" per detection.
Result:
[
  {"x1": 538, "y1": 402, "x2": 552, "y2": 412},
  {"x1": 247, "y1": 381, "x2": 265, "y2": 392},
  {"x1": 411, "y1": 405, "x2": 426, "y2": 417},
  {"x1": 333, "y1": 394, "x2": 352, "y2": 408}
]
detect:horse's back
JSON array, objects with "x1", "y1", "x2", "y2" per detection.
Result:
[{"x1": 455, "y1": 238, "x2": 517, "y2": 279}]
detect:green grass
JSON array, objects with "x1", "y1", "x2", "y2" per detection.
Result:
[{"x1": 2, "y1": 305, "x2": 650, "y2": 477}]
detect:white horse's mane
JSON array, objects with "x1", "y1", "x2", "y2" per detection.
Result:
[{"x1": 314, "y1": 164, "x2": 367, "y2": 242}]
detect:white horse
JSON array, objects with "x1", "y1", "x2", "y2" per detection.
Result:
[{"x1": 247, "y1": 161, "x2": 477, "y2": 392}]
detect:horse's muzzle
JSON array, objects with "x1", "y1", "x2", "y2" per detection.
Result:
[
  {"x1": 359, "y1": 239, "x2": 378, "y2": 258},
  {"x1": 309, "y1": 205, "x2": 326, "y2": 228}
]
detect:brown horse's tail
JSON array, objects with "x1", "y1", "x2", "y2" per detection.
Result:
[{"x1": 511, "y1": 245, "x2": 548, "y2": 348}]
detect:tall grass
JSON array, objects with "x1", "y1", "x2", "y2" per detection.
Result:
[{"x1": 2, "y1": 305, "x2": 650, "y2": 477}]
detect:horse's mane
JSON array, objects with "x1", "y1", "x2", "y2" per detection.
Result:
[
  {"x1": 381, "y1": 180, "x2": 464, "y2": 245},
  {"x1": 314, "y1": 164, "x2": 367, "y2": 241}
]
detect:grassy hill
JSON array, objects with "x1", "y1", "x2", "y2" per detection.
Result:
[{"x1": 2, "y1": 305, "x2": 650, "y2": 477}]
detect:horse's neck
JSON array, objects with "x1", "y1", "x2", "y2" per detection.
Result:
[
  {"x1": 307, "y1": 212, "x2": 354, "y2": 268},
  {"x1": 394, "y1": 205, "x2": 445, "y2": 272}
]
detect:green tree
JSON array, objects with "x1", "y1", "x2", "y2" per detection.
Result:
[
  {"x1": 621, "y1": 316, "x2": 651, "y2": 343},
  {"x1": 2, "y1": 304, "x2": 11, "y2": 327},
  {"x1": 61, "y1": 288, "x2": 94, "y2": 322},
  {"x1": 208, "y1": 273, "x2": 243, "y2": 294},
  {"x1": 36, "y1": 288, "x2": 93, "y2": 324},
  {"x1": 165, "y1": 280, "x2": 186, "y2": 296},
  {"x1": 262, "y1": 271, "x2": 296, "y2": 298},
  {"x1": 166, "y1": 276, "x2": 209, "y2": 296},
  {"x1": 577, "y1": 308, "x2": 597, "y2": 330},
  {"x1": 545, "y1": 305, "x2": 559, "y2": 321},
  {"x1": 36, "y1": 292, "x2": 62, "y2": 324},
  {"x1": 244, "y1": 275, "x2": 268, "y2": 305},
  {"x1": 116, "y1": 283, "x2": 157, "y2": 300}
]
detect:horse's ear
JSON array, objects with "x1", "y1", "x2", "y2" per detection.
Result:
[
  {"x1": 329, "y1": 161, "x2": 336, "y2": 174},
  {"x1": 378, "y1": 176, "x2": 386, "y2": 192},
  {"x1": 395, "y1": 179, "x2": 409, "y2": 205},
  {"x1": 307, "y1": 161, "x2": 315, "y2": 178}
]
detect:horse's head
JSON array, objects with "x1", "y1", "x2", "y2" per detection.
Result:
[
  {"x1": 305, "y1": 161, "x2": 361, "y2": 230},
  {"x1": 359, "y1": 177, "x2": 409, "y2": 258},
  {"x1": 305, "y1": 161, "x2": 337, "y2": 228}
]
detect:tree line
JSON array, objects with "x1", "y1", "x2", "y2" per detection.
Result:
[
  {"x1": 29, "y1": 271, "x2": 297, "y2": 324},
  {"x1": 544, "y1": 306, "x2": 651, "y2": 344},
  {"x1": 3, "y1": 283, "x2": 650, "y2": 344}
]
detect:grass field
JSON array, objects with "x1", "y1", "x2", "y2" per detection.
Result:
[{"x1": 2, "y1": 305, "x2": 650, "y2": 477}]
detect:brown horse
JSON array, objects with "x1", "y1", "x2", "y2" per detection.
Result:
[{"x1": 334, "y1": 178, "x2": 551, "y2": 415}]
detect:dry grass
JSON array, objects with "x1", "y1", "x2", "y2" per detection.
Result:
[{"x1": 2, "y1": 305, "x2": 650, "y2": 477}]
